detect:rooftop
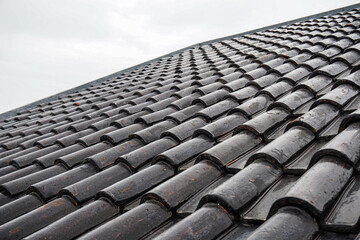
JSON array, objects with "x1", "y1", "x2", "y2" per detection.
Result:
[{"x1": 0, "y1": 3, "x2": 360, "y2": 240}]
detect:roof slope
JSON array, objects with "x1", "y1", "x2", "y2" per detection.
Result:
[{"x1": 0, "y1": 4, "x2": 360, "y2": 240}]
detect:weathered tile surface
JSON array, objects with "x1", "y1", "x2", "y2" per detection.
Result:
[{"x1": 0, "y1": 4, "x2": 360, "y2": 239}]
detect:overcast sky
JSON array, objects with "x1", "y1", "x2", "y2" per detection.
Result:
[{"x1": 0, "y1": 0, "x2": 359, "y2": 114}]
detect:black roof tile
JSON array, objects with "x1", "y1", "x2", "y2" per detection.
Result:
[
  {"x1": 284, "y1": 138, "x2": 328, "y2": 174},
  {"x1": 0, "y1": 147, "x2": 32, "y2": 164},
  {"x1": 0, "y1": 165, "x2": 17, "y2": 177},
  {"x1": 176, "y1": 174, "x2": 232, "y2": 217},
  {"x1": 218, "y1": 224, "x2": 258, "y2": 240},
  {"x1": 1, "y1": 134, "x2": 36, "y2": 150},
  {"x1": 316, "y1": 46, "x2": 342, "y2": 59},
  {"x1": 153, "y1": 135, "x2": 213, "y2": 167},
  {"x1": 200, "y1": 159, "x2": 281, "y2": 214},
  {"x1": 23, "y1": 199, "x2": 119, "y2": 240},
  {"x1": 0, "y1": 194, "x2": 42, "y2": 226},
  {"x1": 297, "y1": 74, "x2": 333, "y2": 94},
  {"x1": 137, "y1": 107, "x2": 177, "y2": 125},
  {"x1": 323, "y1": 175, "x2": 360, "y2": 232},
  {"x1": 0, "y1": 197, "x2": 77, "y2": 240},
  {"x1": 287, "y1": 103, "x2": 339, "y2": 134},
  {"x1": 236, "y1": 107, "x2": 289, "y2": 139},
  {"x1": 340, "y1": 110, "x2": 360, "y2": 131},
  {"x1": 226, "y1": 85, "x2": 258, "y2": 101},
  {"x1": 56, "y1": 142, "x2": 111, "y2": 168},
  {"x1": 35, "y1": 130, "x2": 73, "y2": 148},
  {"x1": 241, "y1": 175, "x2": 299, "y2": 222},
  {"x1": 153, "y1": 203, "x2": 233, "y2": 240},
  {"x1": 117, "y1": 137, "x2": 177, "y2": 170},
  {"x1": 85, "y1": 139, "x2": 143, "y2": 170},
  {"x1": 288, "y1": 52, "x2": 312, "y2": 65},
  {"x1": 1, "y1": 4, "x2": 360, "y2": 239},
  {"x1": 198, "y1": 131, "x2": 261, "y2": 167},
  {"x1": 0, "y1": 164, "x2": 42, "y2": 186},
  {"x1": 271, "y1": 88, "x2": 314, "y2": 113},
  {"x1": 29, "y1": 163, "x2": 97, "y2": 201},
  {"x1": 312, "y1": 122, "x2": 360, "y2": 167},
  {"x1": 103, "y1": 123, "x2": 145, "y2": 144},
  {"x1": 1, "y1": 165, "x2": 66, "y2": 196},
  {"x1": 166, "y1": 103, "x2": 204, "y2": 123},
  {"x1": 226, "y1": 143, "x2": 266, "y2": 172},
  {"x1": 316, "y1": 231, "x2": 358, "y2": 240},
  {"x1": 336, "y1": 69, "x2": 360, "y2": 89},
  {"x1": 247, "y1": 206, "x2": 318, "y2": 240},
  {"x1": 194, "y1": 113, "x2": 247, "y2": 140},
  {"x1": 332, "y1": 38, "x2": 354, "y2": 50},
  {"x1": 279, "y1": 66, "x2": 311, "y2": 84},
  {"x1": 229, "y1": 94, "x2": 273, "y2": 117},
  {"x1": 77, "y1": 201, "x2": 171, "y2": 240},
  {"x1": 196, "y1": 99, "x2": 239, "y2": 121},
  {"x1": 55, "y1": 128, "x2": 94, "y2": 147},
  {"x1": 221, "y1": 77, "x2": 250, "y2": 92},
  {"x1": 258, "y1": 80, "x2": 293, "y2": 99},
  {"x1": 97, "y1": 162, "x2": 174, "y2": 206},
  {"x1": 161, "y1": 117, "x2": 207, "y2": 142},
  {"x1": 319, "y1": 112, "x2": 349, "y2": 138},
  {"x1": 248, "y1": 126, "x2": 315, "y2": 166},
  {"x1": 77, "y1": 126, "x2": 116, "y2": 146},
  {"x1": 316, "y1": 61, "x2": 350, "y2": 77},
  {"x1": 143, "y1": 161, "x2": 221, "y2": 209},
  {"x1": 0, "y1": 192, "x2": 19, "y2": 206},
  {"x1": 272, "y1": 156, "x2": 353, "y2": 218},
  {"x1": 11, "y1": 144, "x2": 61, "y2": 168},
  {"x1": 61, "y1": 163, "x2": 131, "y2": 204}
]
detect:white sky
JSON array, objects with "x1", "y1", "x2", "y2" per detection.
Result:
[{"x1": 0, "y1": 0, "x2": 359, "y2": 114}]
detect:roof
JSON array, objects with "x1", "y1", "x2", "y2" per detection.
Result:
[{"x1": 0, "y1": 3, "x2": 360, "y2": 240}]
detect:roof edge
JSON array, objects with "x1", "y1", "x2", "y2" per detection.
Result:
[{"x1": 1, "y1": 2, "x2": 360, "y2": 120}]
